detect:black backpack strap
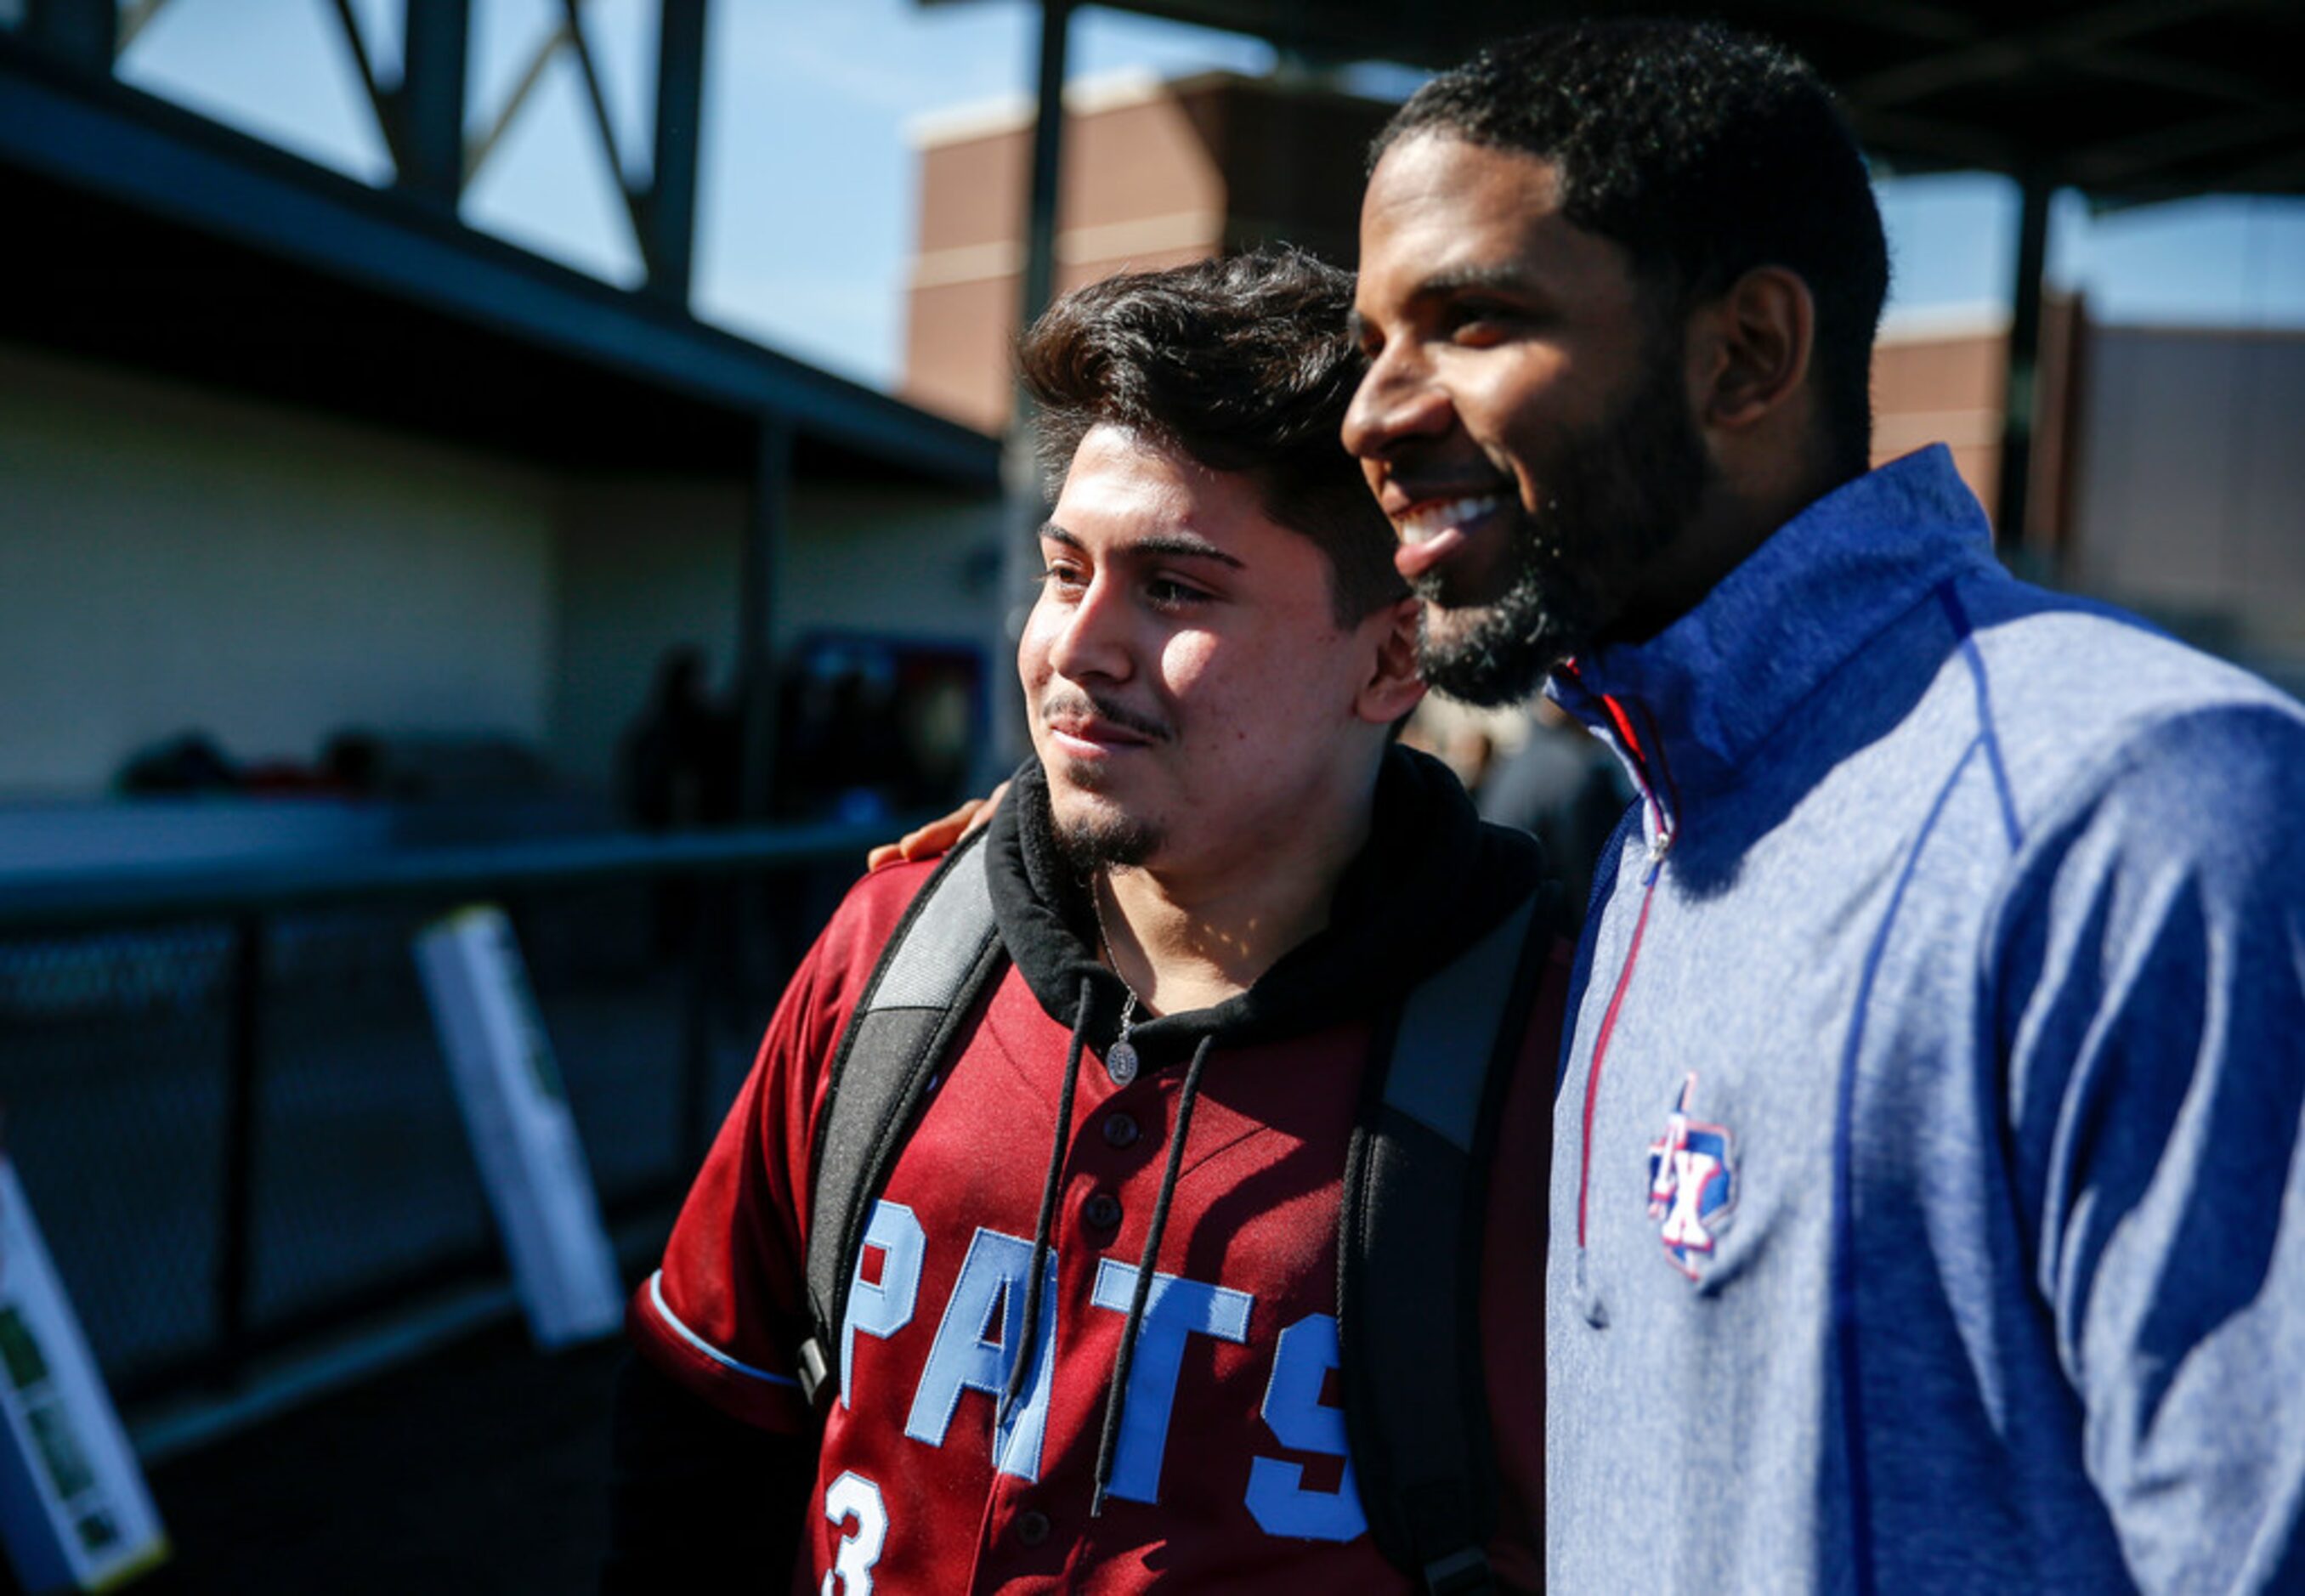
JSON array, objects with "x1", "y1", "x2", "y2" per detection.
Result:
[
  {"x1": 797, "y1": 832, "x2": 1004, "y2": 1407},
  {"x1": 1339, "y1": 891, "x2": 1546, "y2": 1595}
]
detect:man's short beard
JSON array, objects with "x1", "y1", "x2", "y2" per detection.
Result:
[
  {"x1": 1417, "y1": 325, "x2": 1713, "y2": 707},
  {"x1": 1052, "y1": 803, "x2": 1163, "y2": 872}
]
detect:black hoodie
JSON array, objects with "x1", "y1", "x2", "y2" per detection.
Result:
[{"x1": 988, "y1": 743, "x2": 1555, "y2": 1059}]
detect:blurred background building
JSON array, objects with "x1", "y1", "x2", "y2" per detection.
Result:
[
  {"x1": 900, "y1": 61, "x2": 2305, "y2": 686},
  {"x1": 902, "y1": 67, "x2": 1378, "y2": 431},
  {"x1": 0, "y1": 2, "x2": 2297, "y2": 1590}
]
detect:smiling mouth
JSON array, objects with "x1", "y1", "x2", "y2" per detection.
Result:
[
  {"x1": 1039, "y1": 693, "x2": 1168, "y2": 755},
  {"x1": 1049, "y1": 721, "x2": 1149, "y2": 756},
  {"x1": 1393, "y1": 492, "x2": 1512, "y2": 546},
  {"x1": 1389, "y1": 492, "x2": 1514, "y2": 583}
]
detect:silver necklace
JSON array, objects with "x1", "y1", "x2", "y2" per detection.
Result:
[{"x1": 1090, "y1": 883, "x2": 1142, "y2": 1086}]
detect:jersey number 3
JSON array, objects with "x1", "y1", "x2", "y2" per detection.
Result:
[{"x1": 822, "y1": 1470, "x2": 886, "y2": 1596}]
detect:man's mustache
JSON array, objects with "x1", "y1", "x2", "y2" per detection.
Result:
[{"x1": 1039, "y1": 690, "x2": 1171, "y2": 744}]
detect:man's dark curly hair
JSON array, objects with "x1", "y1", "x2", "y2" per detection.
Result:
[
  {"x1": 1020, "y1": 249, "x2": 1407, "y2": 628},
  {"x1": 1376, "y1": 20, "x2": 1889, "y2": 482}
]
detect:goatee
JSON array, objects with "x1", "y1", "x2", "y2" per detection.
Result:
[{"x1": 1052, "y1": 805, "x2": 1162, "y2": 872}]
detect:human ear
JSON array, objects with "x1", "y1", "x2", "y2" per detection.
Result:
[
  {"x1": 1693, "y1": 266, "x2": 1815, "y2": 434},
  {"x1": 1352, "y1": 597, "x2": 1428, "y2": 725}
]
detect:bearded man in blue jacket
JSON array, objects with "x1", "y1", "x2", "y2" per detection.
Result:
[{"x1": 1343, "y1": 18, "x2": 2305, "y2": 1595}]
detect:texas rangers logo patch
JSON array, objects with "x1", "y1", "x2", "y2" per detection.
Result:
[{"x1": 1645, "y1": 1072, "x2": 1737, "y2": 1280}]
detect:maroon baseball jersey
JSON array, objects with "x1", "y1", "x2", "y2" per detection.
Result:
[{"x1": 635, "y1": 806, "x2": 1558, "y2": 1593}]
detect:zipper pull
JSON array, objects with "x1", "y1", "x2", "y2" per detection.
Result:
[
  {"x1": 1646, "y1": 829, "x2": 1672, "y2": 866},
  {"x1": 1643, "y1": 824, "x2": 1674, "y2": 882}
]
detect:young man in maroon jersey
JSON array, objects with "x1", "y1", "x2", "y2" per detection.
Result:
[{"x1": 603, "y1": 249, "x2": 1560, "y2": 1594}]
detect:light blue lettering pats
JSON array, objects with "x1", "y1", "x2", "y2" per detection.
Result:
[
  {"x1": 903, "y1": 1224, "x2": 1056, "y2": 1480},
  {"x1": 1246, "y1": 1314, "x2": 1367, "y2": 1542},
  {"x1": 854, "y1": 1214, "x2": 1388, "y2": 1541},
  {"x1": 1089, "y1": 1259, "x2": 1253, "y2": 1504},
  {"x1": 842, "y1": 1202, "x2": 923, "y2": 1409}
]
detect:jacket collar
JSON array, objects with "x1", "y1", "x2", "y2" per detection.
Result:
[{"x1": 1549, "y1": 445, "x2": 1997, "y2": 831}]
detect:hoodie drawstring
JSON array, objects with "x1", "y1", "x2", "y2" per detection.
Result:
[
  {"x1": 998, "y1": 975, "x2": 1095, "y2": 1429},
  {"x1": 1090, "y1": 1032, "x2": 1212, "y2": 1516}
]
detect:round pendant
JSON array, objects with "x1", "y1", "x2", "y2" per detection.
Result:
[{"x1": 1106, "y1": 1040, "x2": 1140, "y2": 1086}]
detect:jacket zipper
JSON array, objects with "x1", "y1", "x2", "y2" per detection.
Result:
[
  {"x1": 1576, "y1": 837, "x2": 1665, "y2": 1249},
  {"x1": 1574, "y1": 692, "x2": 1674, "y2": 1256}
]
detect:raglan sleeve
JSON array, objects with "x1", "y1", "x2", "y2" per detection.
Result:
[
  {"x1": 1991, "y1": 703, "x2": 2305, "y2": 1593},
  {"x1": 627, "y1": 869, "x2": 914, "y2": 1435}
]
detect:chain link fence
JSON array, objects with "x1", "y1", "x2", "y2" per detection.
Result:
[{"x1": 0, "y1": 826, "x2": 878, "y2": 1409}]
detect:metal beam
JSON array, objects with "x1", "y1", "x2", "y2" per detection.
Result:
[
  {"x1": 466, "y1": 18, "x2": 572, "y2": 185},
  {"x1": 1849, "y1": 107, "x2": 2024, "y2": 174},
  {"x1": 0, "y1": 818, "x2": 909, "y2": 935},
  {"x1": 325, "y1": 0, "x2": 467, "y2": 212},
  {"x1": 1996, "y1": 172, "x2": 2053, "y2": 551},
  {"x1": 2216, "y1": 142, "x2": 2305, "y2": 198},
  {"x1": 0, "y1": 51, "x2": 1000, "y2": 486},
  {"x1": 326, "y1": 0, "x2": 393, "y2": 143},
  {"x1": 397, "y1": 0, "x2": 471, "y2": 213},
  {"x1": 1767, "y1": 0, "x2": 1979, "y2": 47},
  {"x1": 117, "y1": 0, "x2": 175, "y2": 55},
  {"x1": 2076, "y1": 45, "x2": 2295, "y2": 112},
  {"x1": 1018, "y1": 0, "x2": 1072, "y2": 342},
  {"x1": 560, "y1": 0, "x2": 634, "y2": 190},
  {"x1": 642, "y1": 0, "x2": 709, "y2": 305},
  {"x1": 23, "y1": 0, "x2": 116, "y2": 71},
  {"x1": 1832, "y1": 0, "x2": 2250, "y2": 109},
  {"x1": 2069, "y1": 104, "x2": 2305, "y2": 190},
  {"x1": 994, "y1": 0, "x2": 1074, "y2": 769}
]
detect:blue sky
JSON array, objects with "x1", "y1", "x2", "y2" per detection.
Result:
[{"x1": 109, "y1": 0, "x2": 2305, "y2": 392}]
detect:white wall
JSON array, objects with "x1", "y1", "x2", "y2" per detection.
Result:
[
  {"x1": 0, "y1": 341, "x2": 1009, "y2": 806},
  {"x1": 552, "y1": 478, "x2": 744, "y2": 795},
  {"x1": 782, "y1": 481, "x2": 1008, "y2": 644},
  {"x1": 2072, "y1": 327, "x2": 2305, "y2": 660},
  {"x1": 550, "y1": 475, "x2": 1009, "y2": 794},
  {"x1": 0, "y1": 343, "x2": 559, "y2": 798}
]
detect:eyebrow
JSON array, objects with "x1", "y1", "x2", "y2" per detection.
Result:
[
  {"x1": 1349, "y1": 262, "x2": 1550, "y2": 344},
  {"x1": 1039, "y1": 522, "x2": 1247, "y2": 570},
  {"x1": 1411, "y1": 262, "x2": 1549, "y2": 302}
]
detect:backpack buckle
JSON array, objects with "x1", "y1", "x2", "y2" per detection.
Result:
[
  {"x1": 796, "y1": 1336, "x2": 835, "y2": 1409},
  {"x1": 1421, "y1": 1547, "x2": 1492, "y2": 1596}
]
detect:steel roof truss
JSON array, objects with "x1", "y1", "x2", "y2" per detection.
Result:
[{"x1": 1841, "y1": 0, "x2": 2257, "y2": 109}]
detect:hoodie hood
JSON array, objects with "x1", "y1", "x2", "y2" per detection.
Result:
[{"x1": 984, "y1": 742, "x2": 1554, "y2": 1065}]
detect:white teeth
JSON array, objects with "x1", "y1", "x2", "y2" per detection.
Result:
[{"x1": 1395, "y1": 494, "x2": 1507, "y2": 544}]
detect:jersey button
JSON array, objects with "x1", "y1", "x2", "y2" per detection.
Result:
[
  {"x1": 1083, "y1": 1191, "x2": 1123, "y2": 1231},
  {"x1": 1101, "y1": 1111, "x2": 1141, "y2": 1148},
  {"x1": 1015, "y1": 1509, "x2": 1051, "y2": 1548}
]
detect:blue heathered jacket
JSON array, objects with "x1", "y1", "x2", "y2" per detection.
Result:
[{"x1": 1545, "y1": 445, "x2": 2305, "y2": 1593}]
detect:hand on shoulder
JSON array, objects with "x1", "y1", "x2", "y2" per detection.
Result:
[{"x1": 864, "y1": 780, "x2": 1010, "y2": 871}]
